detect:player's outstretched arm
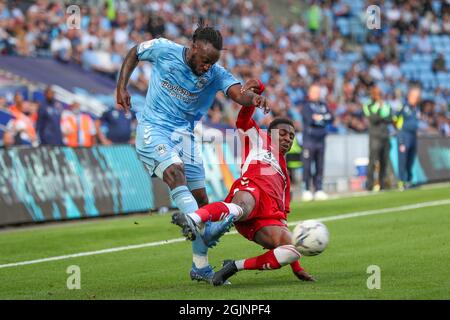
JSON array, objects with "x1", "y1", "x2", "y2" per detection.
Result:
[
  {"x1": 235, "y1": 79, "x2": 266, "y2": 130},
  {"x1": 227, "y1": 83, "x2": 269, "y2": 114},
  {"x1": 116, "y1": 45, "x2": 139, "y2": 111}
]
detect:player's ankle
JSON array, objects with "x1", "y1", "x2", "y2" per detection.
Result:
[{"x1": 188, "y1": 213, "x2": 202, "y2": 226}]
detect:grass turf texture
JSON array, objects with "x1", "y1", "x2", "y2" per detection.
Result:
[{"x1": 0, "y1": 184, "x2": 449, "y2": 300}]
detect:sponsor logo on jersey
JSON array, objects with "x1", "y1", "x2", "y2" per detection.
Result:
[{"x1": 196, "y1": 76, "x2": 208, "y2": 89}]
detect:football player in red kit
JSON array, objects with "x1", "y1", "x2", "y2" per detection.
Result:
[{"x1": 172, "y1": 79, "x2": 315, "y2": 285}]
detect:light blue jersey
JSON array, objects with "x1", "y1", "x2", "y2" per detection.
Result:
[
  {"x1": 135, "y1": 37, "x2": 239, "y2": 132},
  {"x1": 134, "y1": 38, "x2": 240, "y2": 186}
]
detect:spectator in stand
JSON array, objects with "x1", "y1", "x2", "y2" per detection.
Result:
[
  {"x1": 61, "y1": 100, "x2": 96, "y2": 148},
  {"x1": 415, "y1": 29, "x2": 432, "y2": 54},
  {"x1": 419, "y1": 100, "x2": 440, "y2": 135},
  {"x1": 306, "y1": 0, "x2": 322, "y2": 36},
  {"x1": 203, "y1": 102, "x2": 225, "y2": 129},
  {"x1": 0, "y1": 0, "x2": 448, "y2": 139},
  {"x1": 36, "y1": 86, "x2": 64, "y2": 146},
  {"x1": 342, "y1": 102, "x2": 368, "y2": 133},
  {"x1": 3, "y1": 92, "x2": 38, "y2": 147},
  {"x1": 437, "y1": 112, "x2": 450, "y2": 137},
  {"x1": 0, "y1": 96, "x2": 8, "y2": 111},
  {"x1": 432, "y1": 54, "x2": 447, "y2": 73},
  {"x1": 442, "y1": 13, "x2": 450, "y2": 33},
  {"x1": 0, "y1": 95, "x2": 12, "y2": 147},
  {"x1": 96, "y1": 104, "x2": 135, "y2": 145},
  {"x1": 50, "y1": 29, "x2": 72, "y2": 63}
]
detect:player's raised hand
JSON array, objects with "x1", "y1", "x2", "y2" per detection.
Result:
[
  {"x1": 116, "y1": 87, "x2": 131, "y2": 111},
  {"x1": 252, "y1": 94, "x2": 270, "y2": 114},
  {"x1": 241, "y1": 79, "x2": 263, "y2": 95}
]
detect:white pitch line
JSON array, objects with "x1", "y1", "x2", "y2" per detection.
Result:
[{"x1": 1, "y1": 199, "x2": 449, "y2": 270}]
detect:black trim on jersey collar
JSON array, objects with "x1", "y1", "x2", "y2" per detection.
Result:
[{"x1": 182, "y1": 47, "x2": 188, "y2": 65}]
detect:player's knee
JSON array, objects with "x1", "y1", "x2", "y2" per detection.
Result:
[
  {"x1": 258, "y1": 228, "x2": 292, "y2": 249},
  {"x1": 275, "y1": 234, "x2": 293, "y2": 247},
  {"x1": 273, "y1": 245, "x2": 301, "y2": 266},
  {"x1": 163, "y1": 163, "x2": 186, "y2": 188}
]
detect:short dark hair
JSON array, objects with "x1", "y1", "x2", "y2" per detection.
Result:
[
  {"x1": 408, "y1": 81, "x2": 422, "y2": 90},
  {"x1": 192, "y1": 18, "x2": 223, "y2": 51},
  {"x1": 268, "y1": 117, "x2": 295, "y2": 132}
]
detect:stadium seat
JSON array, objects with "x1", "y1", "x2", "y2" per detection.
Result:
[
  {"x1": 336, "y1": 18, "x2": 351, "y2": 37},
  {"x1": 363, "y1": 44, "x2": 381, "y2": 60}
]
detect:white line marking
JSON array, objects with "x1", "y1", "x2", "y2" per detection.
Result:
[{"x1": 1, "y1": 199, "x2": 449, "y2": 269}]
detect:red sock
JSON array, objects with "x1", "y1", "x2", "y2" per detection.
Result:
[
  {"x1": 195, "y1": 202, "x2": 230, "y2": 223},
  {"x1": 290, "y1": 260, "x2": 304, "y2": 273},
  {"x1": 243, "y1": 249, "x2": 281, "y2": 270}
]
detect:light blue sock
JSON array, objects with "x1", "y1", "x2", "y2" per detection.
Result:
[
  {"x1": 170, "y1": 185, "x2": 209, "y2": 268},
  {"x1": 170, "y1": 185, "x2": 199, "y2": 214}
]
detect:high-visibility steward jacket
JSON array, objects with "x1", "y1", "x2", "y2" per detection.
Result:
[
  {"x1": 286, "y1": 137, "x2": 303, "y2": 169},
  {"x1": 8, "y1": 105, "x2": 38, "y2": 146},
  {"x1": 61, "y1": 110, "x2": 96, "y2": 147},
  {"x1": 362, "y1": 100, "x2": 392, "y2": 139}
]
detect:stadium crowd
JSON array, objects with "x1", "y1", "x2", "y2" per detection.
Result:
[{"x1": 1, "y1": 0, "x2": 450, "y2": 148}]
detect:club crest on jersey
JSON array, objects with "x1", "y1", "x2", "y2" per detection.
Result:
[
  {"x1": 196, "y1": 76, "x2": 208, "y2": 89},
  {"x1": 264, "y1": 152, "x2": 272, "y2": 160},
  {"x1": 155, "y1": 144, "x2": 168, "y2": 155}
]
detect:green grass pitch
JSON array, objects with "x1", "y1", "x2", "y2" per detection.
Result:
[{"x1": 0, "y1": 184, "x2": 449, "y2": 300}]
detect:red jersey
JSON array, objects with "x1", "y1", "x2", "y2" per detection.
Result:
[{"x1": 236, "y1": 106, "x2": 291, "y2": 214}]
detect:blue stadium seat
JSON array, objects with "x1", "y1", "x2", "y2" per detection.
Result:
[
  {"x1": 436, "y1": 72, "x2": 447, "y2": 81},
  {"x1": 410, "y1": 35, "x2": 420, "y2": 46},
  {"x1": 363, "y1": 44, "x2": 381, "y2": 60},
  {"x1": 337, "y1": 18, "x2": 351, "y2": 37},
  {"x1": 443, "y1": 35, "x2": 450, "y2": 47},
  {"x1": 434, "y1": 44, "x2": 445, "y2": 54},
  {"x1": 422, "y1": 54, "x2": 434, "y2": 63},
  {"x1": 410, "y1": 54, "x2": 421, "y2": 63},
  {"x1": 430, "y1": 35, "x2": 440, "y2": 45}
]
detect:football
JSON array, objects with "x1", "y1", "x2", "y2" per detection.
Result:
[{"x1": 292, "y1": 220, "x2": 329, "y2": 256}]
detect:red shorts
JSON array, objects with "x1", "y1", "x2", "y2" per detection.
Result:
[{"x1": 224, "y1": 178, "x2": 287, "y2": 241}]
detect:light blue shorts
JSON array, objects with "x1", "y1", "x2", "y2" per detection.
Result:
[{"x1": 135, "y1": 123, "x2": 205, "y2": 190}]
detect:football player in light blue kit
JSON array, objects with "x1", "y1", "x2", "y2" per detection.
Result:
[{"x1": 116, "y1": 21, "x2": 268, "y2": 283}]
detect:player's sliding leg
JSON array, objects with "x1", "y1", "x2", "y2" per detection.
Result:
[
  {"x1": 254, "y1": 225, "x2": 315, "y2": 282},
  {"x1": 212, "y1": 225, "x2": 315, "y2": 286},
  {"x1": 212, "y1": 245, "x2": 300, "y2": 286}
]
